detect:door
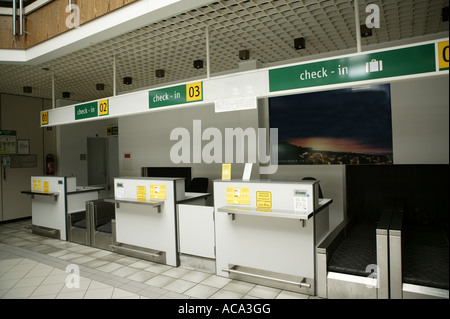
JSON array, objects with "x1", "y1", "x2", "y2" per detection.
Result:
[{"x1": 87, "y1": 137, "x2": 108, "y2": 187}]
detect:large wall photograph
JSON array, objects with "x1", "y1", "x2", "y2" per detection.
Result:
[{"x1": 269, "y1": 84, "x2": 394, "y2": 165}]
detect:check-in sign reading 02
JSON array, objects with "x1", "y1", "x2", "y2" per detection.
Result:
[
  {"x1": 269, "y1": 44, "x2": 436, "y2": 92},
  {"x1": 149, "y1": 82, "x2": 203, "y2": 109},
  {"x1": 75, "y1": 102, "x2": 98, "y2": 120}
]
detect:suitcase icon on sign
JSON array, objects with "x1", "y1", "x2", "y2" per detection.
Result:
[{"x1": 366, "y1": 59, "x2": 383, "y2": 73}]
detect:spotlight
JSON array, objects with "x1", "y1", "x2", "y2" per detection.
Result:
[
  {"x1": 294, "y1": 37, "x2": 306, "y2": 50},
  {"x1": 193, "y1": 60, "x2": 204, "y2": 69},
  {"x1": 23, "y1": 86, "x2": 32, "y2": 93},
  {"x1": 96, "y1": 83, "x2": 105, "y2": 91},
  {"x1": 239, "y1": 50, "x2": 250, "y2": 60},
  {"x1": 62, "y1": 92, "x2": 70, "y2": 98},
  {"x1": 360, "y1": 24, "x2": 373, "y2": 37},
  {"x1": 443, "y1": 6, "x2": 449, "y2": 22},
  {"x1": 155, "y1": 69, "x2": 165, "y2": 78},
  {"x1": 123, "y1": 77, "x2": 132, "y2": 85}
]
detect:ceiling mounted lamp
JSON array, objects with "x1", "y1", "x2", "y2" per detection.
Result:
[
  {"x1": 443, "y1": 6, "x2": 449, "y2": 22},
  {"x1": 193, "y1": 60, "x2": 204, "y2": 69},
  {"x1": 155, "y1": 69, "x2": 165, "y2": 78},
  {"x1": 62, "y1": 92, "x2": 70, "y2": 98},
  {"x1": 123, "y1": 77, "x2": 132, "y2": 85},
  {"x1": 239, "y1": 49, "x2": 250, "y2": 60},
  {"x1": 360, "y1": 24, "x2": 373, "y2": 37},
  {"x1": 23, "y1": 86, "x2": 32, "y2": 93},
  {"x1": 294, "y1": 37, "x2": 306, "y2": 50},
  {"x1": 96, "y1": 83, "x2": 105, "y2": 91}
]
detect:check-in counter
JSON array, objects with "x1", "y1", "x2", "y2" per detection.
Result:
[
  {"x1": 21, "y1": 176, "x2": 103, "y2": 240},
  {"x1": 106, "y1": 177, "x2": 187, "y2": 267},
  {"x1": 213, "y1": 179, "x2": 333, "y2": 295}
]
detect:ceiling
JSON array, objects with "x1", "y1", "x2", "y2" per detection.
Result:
[{"x1": 0, "y1": 0, "x2": 448, "y2": 103}]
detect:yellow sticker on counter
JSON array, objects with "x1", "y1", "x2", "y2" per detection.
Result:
[
  {"x1": 226, "y1": 187, "x2": 250, "y2": 205},
  {"x1": 438, "y1": 41, "x2": 449, "y2": 71},
  {"x1": 32, "y1": 179, "x2": 41, "y2": 191},
  {"x1": 43, "y1": 181, "x2": 49, "y2": 194},
  {"x1": 137, "y1": 186, "x2": 147, "y2": 202},
  {"x1": 256, "y1": 191, "x2": 272, "y2": 208},
  {"x1": 149, "y1": 184, "x2": 166, "y2": 200}
]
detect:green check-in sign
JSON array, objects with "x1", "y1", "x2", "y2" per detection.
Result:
[
  {"x1": 269, "y1": 44, "x2": 436, "y2": 92},
  {"x1": 149, "y1": 82, "x2": 203, "y2": 109},
  {"x1": 75, "y1": 102, "x2": 98, "y2": 120}
]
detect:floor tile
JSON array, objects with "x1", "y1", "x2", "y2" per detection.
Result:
[
  {"x1": 209, "y1": 289, "x2": 244, "y2": 299},
  {"x1": 126, "y1": 270, "x2": 156, "y2": 282},
  {"x1": 30, "y1": 283, "x2": 64, "y2": 297},
  {"x1": 200, "y1": 275, "x2": 232, "y2": 288},
  {"x1": 13, "y1": 276, "x2": 46, "y2": 288},
  {"x1": 163, "y1": 278, "x2": 196, "y2": 294},
  {"x1": 2, "y1": 286, "x2": 36, "y2": 299},
  {"x1": 56, "y1": 290, "x2": 87, "y2": 299},
  {"x1": 222, "y1": 280, "x2": 255, "y2": 295},
  {"x1": 144, "y1": 274, "x2": 176, "y2": 288},
  {"x1": 111, "y1": 287, "x2": 141, "y2": 299},
  {"x1": 110, "y1": 266, "x2": 140, "y2": 278},
  {"x1": 246, "y1": 285, "x2": 281, "y2": 299},
  {"x1": 84, "y1": 286, "x2": 114, "y2": 299},
  {"x1": 129, "y1": 260, "x2": 155, "y2": 270},
  {"x1": 162, "y1": 267, "x2": 192, "y2": 279},
  {"x1": 184, "y1": 283, "x2": 218, "y2": 299},
  {"x1": 181, "y1": 270, "x2": 211, "y2": 283},
  {"x1": 95, "y1": 262, "x2": 124, "y2": 273},
  {"x1": 276, "y1": 290, "x2": 309, "y2": 299}
]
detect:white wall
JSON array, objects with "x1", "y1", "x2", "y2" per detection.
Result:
[
  {"x1": 57, "y1": 118, "x2": 119, "y2": 194},
  {"x1": 391, "y1": 75, "x2": 449, "y2": 164},
  {"x1": 0, "y1": 94, "x2": 50, "y2": 221},
  {"x1": 118, "y1": 103, "x2": 260, "y2": 194}
]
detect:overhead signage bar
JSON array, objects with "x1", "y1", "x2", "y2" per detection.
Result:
[{"x1": 40, "y1": 38, "x2": 448, "y2": 127}]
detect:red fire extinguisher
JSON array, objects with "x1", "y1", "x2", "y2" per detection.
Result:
[{"x1": 46, "y1": 154, "x2": 55, "y2": 175}]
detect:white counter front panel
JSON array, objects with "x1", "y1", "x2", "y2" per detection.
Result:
[
  {"x1": 113, "y1": 177, "x2": 183, "y2": 266},
  {"x1": 214, "y1": 179, "x2": 322, "y2": 281}
]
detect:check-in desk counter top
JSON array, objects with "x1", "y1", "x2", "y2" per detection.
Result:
[
  {"x1": 213, "y1": 179, "x2": 333, "y2": 295},
  {"x1": 21, "y1": 176, "x2": 102, "y2": 240},
  {"x1": 109, "y1": 177, "x2": 188, "y2": 267}
]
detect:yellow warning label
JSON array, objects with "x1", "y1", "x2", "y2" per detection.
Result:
[
  {"x1": 137, "y1": 186, "x2": 146, "y2": 202},
  {"x1": 438, "y1": 41, "x2": 449, "y2": 71},
  {"x1": 256, "y1": 191, "x2": 272, "y2": 208},
  {"x1": 32, "y1": 179, "x2": 41, "y2": 191},
  {"x1": 226, "y1": 187, "x2": 250, "y2": 205},
  {"x1": 149, "y1": 184, "x2": 166, "y2": 200},
  {"x1": 43, "y1": 181, "x2": 49, "y2": 194}
]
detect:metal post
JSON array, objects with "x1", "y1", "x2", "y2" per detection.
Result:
[
  {"x1": 206, "y1": 27, "x2": 210, "y2": 78},
  {"x1": 12, "y1": 0, "x2": 16, "y2": 36},
  {"x1": 19, "y1": 0, "x2": 23, "y2": 36},
  {"x1": 113, "y1": 54, "x2": 117, "y2": 96},
  {"x1": 52, "y1": 73, "x2": 55, "y2": 109},
  {"x1": 354, "y1": 0, "x2": 362, "y2": 53}
]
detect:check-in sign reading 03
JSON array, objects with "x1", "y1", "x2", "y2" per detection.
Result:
[
  {"x1": 149, "y1": 82, "x2": 203, "y2": 109},
  {"x1": 269, "y1": 44, "x2": 436, "y2": 92}
]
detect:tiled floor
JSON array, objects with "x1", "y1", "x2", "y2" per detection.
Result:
[{"x1": 0, "y1": 219, "x2": 314, "y2": 300}]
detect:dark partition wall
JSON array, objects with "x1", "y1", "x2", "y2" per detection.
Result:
[
  {"x1": 141, "y1": 167, "x2": 192, "y2": 188},
  {"x1": 345, "y1": 164, "x2": 449, "y2": 234}
]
